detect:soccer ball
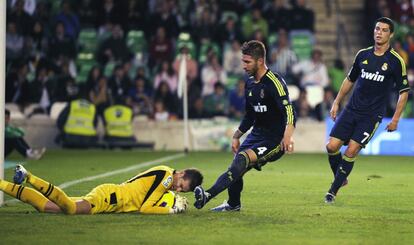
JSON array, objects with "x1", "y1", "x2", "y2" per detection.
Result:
[{"x1": 156, "y1": 191, "x2": 176, "y2": 208}]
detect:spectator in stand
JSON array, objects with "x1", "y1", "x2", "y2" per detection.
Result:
[
  {"x1": 54, "y1": 77, "x2": 79, "y2": 102},
  {"x1": 152, "y1": 99, "x2": 171, "y2": 121},
  {"x1": 173, "y1": 44, "x2": 198, "y2": 84},
  {"x1": 201, "y1": 51, "x2": 227, "y2": 96},
  {"x1": 126, "y1": 76, "x2": 153, "y2": 116},
  {"x1": 5, "y1": 63, "x2": 31, "y2": 106},
  {"x1": 86, "y1": 66, "x2": 102, "y2": 94},
  {"x1": 189, "y1": 97, "x2": 209, "y2": 119},
  {"x1": 149, "y1": 26, "x2": 173, "y2": 69},
  {"x1": 292, "y1": 88, "x2": 314, "y2": 120},
  {"x1": 268, "y1": 29, "x2": 298, "y2": 82},
  {"x1": 216, "y1": 15, "x2": 243, "y2": 47},
  {"x1": 5, "y1": 109, "x2": 46, "y2": 160},
  {"x1": 228, "y1": 78, "x2": 245, "y2": 120},
  {"x1": 96, "y1": 0, "x2": 123, "y2": 29},
  {"x1": 54, "y1": 0, "x2": 80, "y2": 39},
  {"x1": 6, "y1": 21, "x2": 24, "y2": 63},
  {"x1": 154, "y1": 60, "x2": 178, "y2": 93},
  {"x1": 153, "y1": 81, "x2": 179, "y2": 116},
  {"x1": 125, "y1": 0, "x2": 148, "y2": 31},
  {"x1": 204, "y1": 82, "x2": 229, "y2": 117},
  {"x1": 292, "y1": 49, "x2": 329, "y2": 88},
  {"x1": 89, "y1": 76, "x2": 112, "y2": 119},
  {"x1": 223, "y1": 40, "x2": 244, "y2": 76},
  {"x1": 393, "y1": 40, "x2": 409, "y2": 66},
  {"x1": 192, "y1": 7, "x2": 216, "y2": 44},
  {"x1": 264, "y1": 0, "x2": 291, "y2": 32},
  {"x1": 26, "y1": 20, "x2": 48, "y2": 58},
  {"x1": 314, "y1": 87, "x2": 336, "y2": 121},
  {"x1": 290, "y1": 0, "x2": 315, "y2": 32},
  {"x1": 97, "y1": 24, "x2": 131, "y2": 65},
  {"x1": 404, "y1": 34, "x2": 414, "y2": 69},
  {"x1": 77, "y1": 0, "x2": 97, "y2": 26},
  {"x1": 27, "y1": 66, "x2": 54, "y2": 114},
  {"x1": 328, "y1": 59, "x2": 345, "y2": 94},
  {"x1": 48, "y1": 22, "x2": 77, "y2": 64},
  {"x1": 32, "y1": 1, "x2": 51, "y2": 26},
  {"x1": 7, "y1": 0, "x2": 33, "y2": 35},
  {"x1": 389, "y1": 0, "x2": 413, "y2": 24},
  {"x1": 108, "y1": 64, "x2": 131, "y2": 105},
  {"x1": 241, "y1": 7, "x2": 269, "y2": 40},
  {"x1": 150, "y1": 1, "x2": 179, "y2": 39}
]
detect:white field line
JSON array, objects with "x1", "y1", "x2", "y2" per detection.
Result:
[{"x1": 4, "y1": 153, "x2": 186, "y2": 205}]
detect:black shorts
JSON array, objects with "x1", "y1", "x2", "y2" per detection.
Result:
[
  {"x1": 330, "y1": 109, "x2": 382, "y2": 148},
  {"x1": 238, "y1": 129, "x2": 284, "y2": 164}
]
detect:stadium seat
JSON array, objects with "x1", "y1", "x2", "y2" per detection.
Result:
[
  {"x1": 104, "y1": 61, "x2": 116, "y2": 77},
  {"x1": 78, "y1": 28, "x2": 98, "y2": 53},
  {"x1": 76, "y1": 52, "x2": 96, "y2": 83},
  {"x1": 198, "y1": 41, "x2": 221, "y2": 64},
  {"x1": 5, "y1": 103, "x2": 25, "y2": 119},
  {"x1": 50, "y1": 102, "x2": 68, "y2": 120},
  {"x1": 220, "y1": 11, "x2": 238, "y2": 23},
  {"x1": 268, "y1": 33, "x2": 278, "y2": 48},
  {"x1": 176, "y1": 32, "x2": 197, "y2": 58},
  {"x1": 290, "y1": 30, "x2": 314, "y2": 61},
  {"x1": 305, "y1": 85, "x2": 324, "y2": 108},
  {"x1": 287, "y1": 85, "x2": 300, "y2": 101},
  {"x1": 127, "y1": 30, "x2": 146, "y2": 53}
]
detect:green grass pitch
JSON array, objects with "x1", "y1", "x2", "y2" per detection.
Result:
[{"x1": 1, "y1": 150, "x2": 413, "y2": 244}]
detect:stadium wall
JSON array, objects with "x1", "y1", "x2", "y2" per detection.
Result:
[{"x1": 10, "y1": 117, "x2": 327, "y2": 152}]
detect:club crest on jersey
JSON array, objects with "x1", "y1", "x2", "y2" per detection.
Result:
[
  {"x1": 162, "y1": 176, "x2": 172, "y2": 188},
  {"x1": 260, "y1": 89, "x2": 265, "y2": 98},
  {"x1": 381, "y1": 63, "x2": 388, "y2": 71},
  {"x1": 360, "y1": 69, "x2": 384, "y2": 82},
  {"x1": 254, "y1": 103, "x2": 267, "y2": 112}
]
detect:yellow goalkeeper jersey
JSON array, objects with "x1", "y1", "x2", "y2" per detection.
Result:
[{"x1": 84, "y1": 165, "x2": 174, "y2": 214}]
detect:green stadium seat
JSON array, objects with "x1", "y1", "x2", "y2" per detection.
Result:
[
  {"x1": 220, "y1": 11, "x2": 238, "y2": 23},
  {"x1": 198, "y1": 42, "x2": 221, "y2": 64},
  {"x1": 176, "y1": 32, "x2": 197, "y2": 58},
  {"x1": 290, "y1": 31, "x2": 314, "y2": 60},
  {"x1": 76, "y1": 52, "x2": 96, "y2": 83},
  {"x1": 104, "y1": 61, "x2": 116, "y2": 77},
  {"x1": 127, "y1": 30, "x2": 146, "y2": 53},
  {"x1": 78, "y1": 28, "x2": 98, "y2": 53},
  {"x1": 268, "y1": 33, "x2": 278, "y2": 48}
]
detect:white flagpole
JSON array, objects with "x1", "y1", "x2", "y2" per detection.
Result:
[
  {"x1": 0, "y1": 0, "x2": 7, "y2": 206},
  {"x1": 178, "y1": 54, "x2": 189, "y2": 153}
]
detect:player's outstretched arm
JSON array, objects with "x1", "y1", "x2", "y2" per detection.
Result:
[
  {"x1": 386, "y1": 91, "x2": 409, "y2": 132},
  {"x1": 330, "y1": 78, "x2": 354, "y2": 121}
]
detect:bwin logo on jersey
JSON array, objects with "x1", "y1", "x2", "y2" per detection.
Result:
[
  {"x1": 361, "y1": 69, "x2": 384, "y2": 82},
  {"x1": 254, "y1": 103, "x2": 267, "y2": 112}
]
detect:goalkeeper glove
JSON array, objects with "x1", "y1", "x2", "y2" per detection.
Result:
[{"x1": 169, "y1": 195, "x2": 189, "y2": 214}]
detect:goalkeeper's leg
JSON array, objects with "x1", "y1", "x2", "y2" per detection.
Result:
[
  {"x1": 0, "y1": 178, "x2": 61, "y2": 213},
  {"x1": 16, "y1": 165, "x2": 78, "y2": 214}
]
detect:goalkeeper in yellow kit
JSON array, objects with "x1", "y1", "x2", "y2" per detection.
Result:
[{"x1": 0, "y1": 164, "x2": 203, "y2": 214}]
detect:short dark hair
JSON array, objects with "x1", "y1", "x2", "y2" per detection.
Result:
[
  {"x1": 376, "y1": 17, "x2": 394, "y2": 33},
  {"x1": 5, "y1": 109, "x2": 10, "y2": 117},
  {"x1": 183, "y1": 168, "x2": 203, "y2": 191},
  {"x1": 241, "y1": 40, "x2": 266, "y2": 60}
]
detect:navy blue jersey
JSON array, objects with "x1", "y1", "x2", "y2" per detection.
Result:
[
  {"x1": 346, "y1": 46, "x2": 410, "y2": 116},
  {"x1": 239, "y1": 70, "x2": 296, "y2": 138}
]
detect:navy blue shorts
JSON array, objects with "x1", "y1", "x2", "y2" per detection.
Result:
[
  {"x1": 238, "y1": 129, "x2": 284, "y2": 165},
  {"x1": 330, "y1": 109, "x2": 382, "y2": 147}
]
